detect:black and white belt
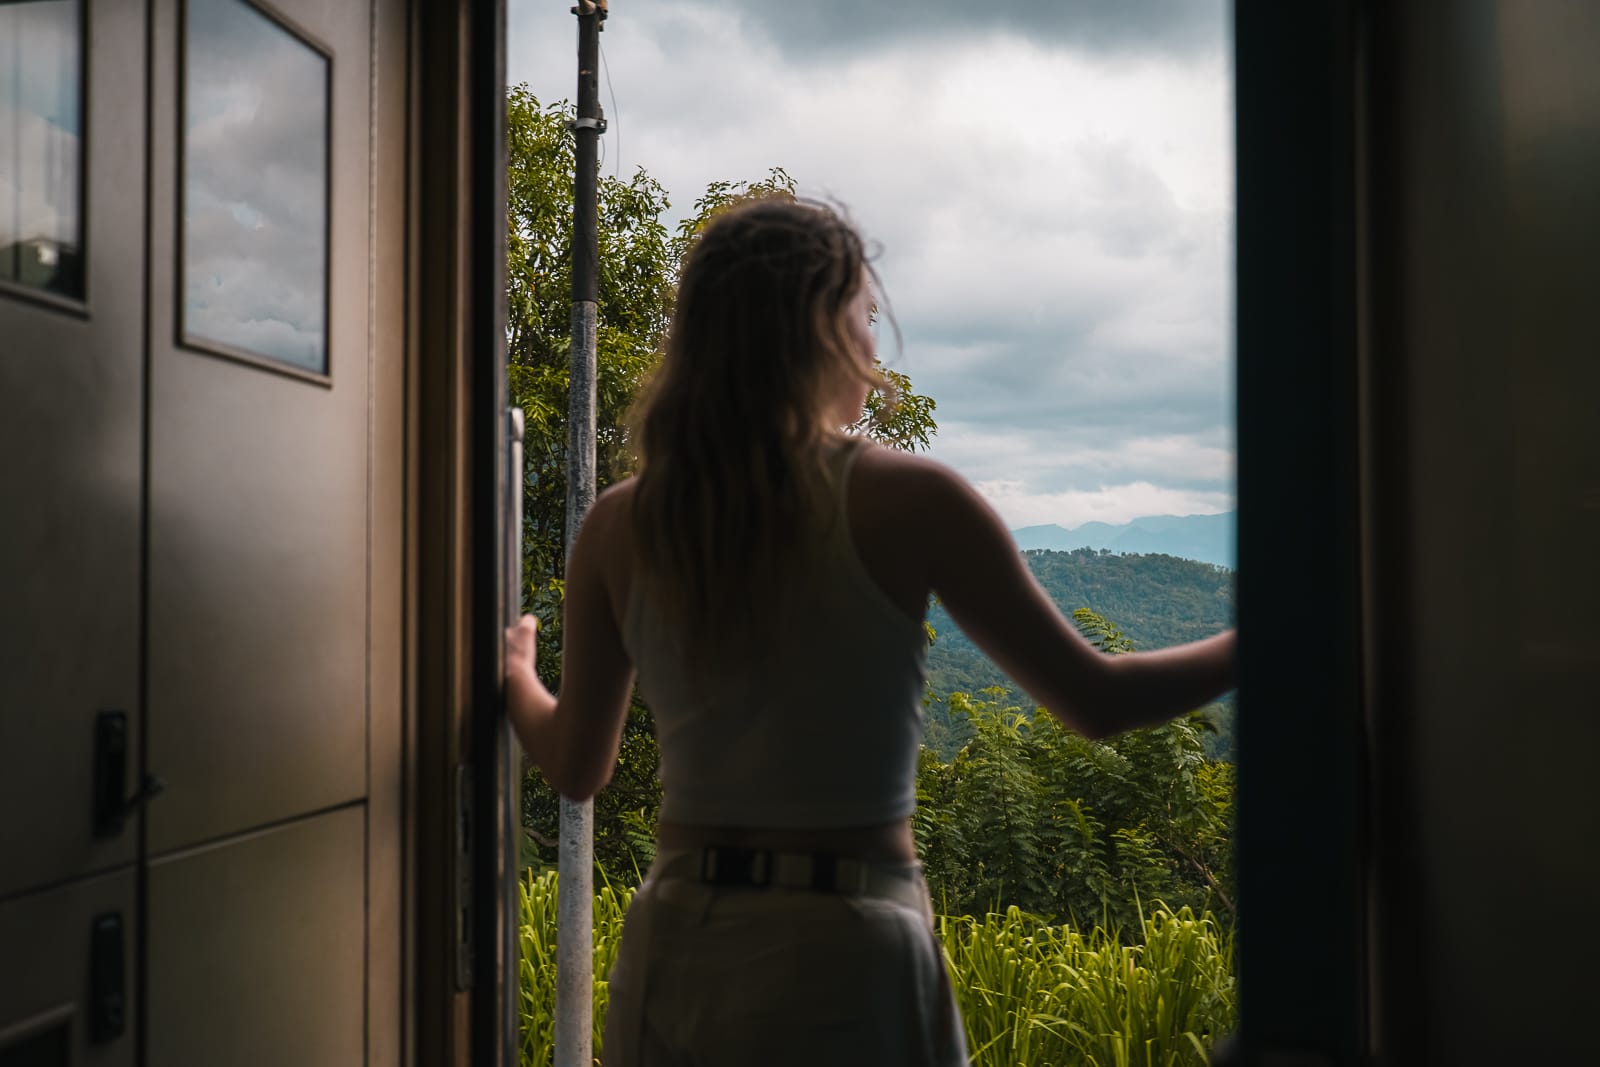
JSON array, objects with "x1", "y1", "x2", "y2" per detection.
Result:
[{"x1": 652, "y1": 845, "x2": 919, "y2": 896}]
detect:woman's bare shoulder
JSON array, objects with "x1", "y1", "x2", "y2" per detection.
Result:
[
  {"x1": 851, "y1": 440, "x2": 961, "y2": 484},
  {"x1": 849, "y1": 440, "x2": 1016, "y2": 574},
  {"x1": 593, "y1": 475, "x2": 638, "y2": 512},
  {"x1": 850, "y1": 441, "x2": 971, "y2": 513}
]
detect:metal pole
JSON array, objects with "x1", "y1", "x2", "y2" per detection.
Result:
[{"x1": 556, "y1": 4, "x2": 605, "y2": 1065}]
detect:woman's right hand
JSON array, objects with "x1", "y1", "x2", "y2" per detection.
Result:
[{"x1": 506, "y1": 614, "x2": 539, "y2": 681}]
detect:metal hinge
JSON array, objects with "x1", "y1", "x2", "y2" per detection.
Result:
[{"x1": 454, "y1": 763, "x2": 474, "y2": 991}]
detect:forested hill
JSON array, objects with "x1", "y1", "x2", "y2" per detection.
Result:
[{"x1": 924, "y1": 549, "x2": 1236, "y2": 756}]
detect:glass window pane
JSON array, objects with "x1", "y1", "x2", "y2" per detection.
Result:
[
  {"x1": 183, "y1": 0, "x2": 329, "y2": 375},
  {"x1": 0, "y1": 0, "x2": 84, "y2": 299}
]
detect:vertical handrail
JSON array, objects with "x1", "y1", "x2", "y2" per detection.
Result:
[{"x1": 505, "y1": 407, "x2": 525, "y2": 1065}]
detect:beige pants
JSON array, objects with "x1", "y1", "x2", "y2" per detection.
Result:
[{"x1": 601, "y1": 859, "x2": 969, "y2": 1067}]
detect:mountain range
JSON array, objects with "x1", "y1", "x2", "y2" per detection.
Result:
[
  {"x1": 923, "y1": 546, "x2": 1237, "y2": 760},
  {"x1": 1010, "y1": 511, "x2": 1236, "y2": 569}
]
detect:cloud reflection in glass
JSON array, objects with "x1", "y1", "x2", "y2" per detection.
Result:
[
  {"x1": 0, "y1": 0, "x2": 83, "y2": 299},
  {"x1": 182, "y1": 0, "x2": 329, "y2": 376}
]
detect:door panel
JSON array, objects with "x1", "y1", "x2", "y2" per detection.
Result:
[
  {"x1": 4, "y1": 0, "x2": 407, "y2": 1062},
  {"x1": 146, "y1": 806, "x2": 365, "y2": 1067},
  {"x1": 0, "y1": 0, "x2": 147, "y2": 899},
  {"x1": 0, "y1": 869, "x2": 137, "y2": 1067},
  {"x1": 143, "y1": 0, "x2": 373, "y2": 854}
]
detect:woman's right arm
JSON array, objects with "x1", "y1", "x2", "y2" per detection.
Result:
[{"x1": 915, "y1": 461, "x2": 1236, "y2": 740}]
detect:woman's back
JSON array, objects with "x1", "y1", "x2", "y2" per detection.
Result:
[{"x1": 619, "y1": 438, "x2": 928, "y2": 835}]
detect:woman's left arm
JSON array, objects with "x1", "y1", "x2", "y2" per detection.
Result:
[{"x1": 504, "y1": 488, "x2": 636, "y2": 800}]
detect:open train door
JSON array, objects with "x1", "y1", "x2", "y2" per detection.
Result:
[
  {"x1": 1, "y1": 0, "x2": 411, "y2": 1062},
  {"x1": 0, "y1": 0, "x2": 530, "y2": 1063}
]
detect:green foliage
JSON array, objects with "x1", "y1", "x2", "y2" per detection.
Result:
[
  {"x1": 518, "y1": 869, "x2": 634, "y2": 1066},
  {"x1": 942, "y1": 903, "x2": 1235, "y2": 1066},
  {"x1": 507, "y1": 88, "x2": 674, "y2": 880},
  {"x1": 915, "y1": 612, "x2": 1236, "y2": 929},
  {"x1": 506, "y1": 87, "x2": 673, "y2": 621},
  {"x1": 924, "y1": 550, "x2": 1235, "y2": 760},
  {"x1": 671, "y1": 166, "x2": 800, "y2": 258},
  {"x1": 517, "y1": 870, "x2": 1234, "y2": 1067},
  {"x1": 860, "y1": 363, "x2": 938, "y2": 452}
]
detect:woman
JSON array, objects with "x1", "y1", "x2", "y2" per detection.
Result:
[{"x1": 504, "y1": 197, "x2": 1237, "y2": 1066}]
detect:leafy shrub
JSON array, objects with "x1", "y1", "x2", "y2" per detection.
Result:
[
  {"x1": 916, "y1": 690, "x2": 1234, "y2": 932},
  {"x1": 915, "y1": 609, "x2": 1236, "y2": 931}
]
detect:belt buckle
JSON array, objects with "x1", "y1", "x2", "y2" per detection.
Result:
[{"x1": 810, "y1": 854, "x2": 870, "y2": 894}]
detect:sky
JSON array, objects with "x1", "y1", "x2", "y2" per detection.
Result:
[
  {"x1": 1, "y1": 0, "x2": 81, "y2": 260},
  {"x1": 507, "y1": 0, "x2": 1235, "y2": 530},
  {"x1": 182, "y1": 0, "x2": 328, "y2": 371}
]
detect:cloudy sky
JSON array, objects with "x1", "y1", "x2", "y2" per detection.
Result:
[
  {"x1": 1, "y1": 0, "x2": 81, "y2": 262},
  {"x1": 508, "y1": 0, "x2": 1235, "y2": 530},
  {"x1": 183, "y1": 0, "x2": 327, "y2": 371}
]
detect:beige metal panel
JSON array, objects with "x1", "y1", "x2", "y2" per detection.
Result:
[
  {"x1": 0, "y1": 0, "x2": 147, "y2": 898},
  {"x1": 1372, "y1": 2, "x2": 1600, "y2": 1062},
  {"x1": 146, "y1": 805, "x2": 365, "y2": 1067},
  {"x1": 0, "y1": 869, "x2": 137, "y2": 1066},
  {"x1": 143, "y1": 0, "x2": 374, "y2": 853},
  {"x1": 367, "y1": 0, "x2": 412, "y2": 1059}
]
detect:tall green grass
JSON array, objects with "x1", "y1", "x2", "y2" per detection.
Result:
[
  {"x1": 939, "y1": 903, "x2": 1234, "y2": 1066},
  {"x1": 518, "y1": 870, "x2": 1235, "y2": 1066},
  {"x1": 518, "y1": 870, "x2": 634, "y2": 1066}
]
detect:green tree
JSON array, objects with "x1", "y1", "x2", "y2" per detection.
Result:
[
  {"x1": 507, "y1": 88, "x2": 674, "y2": 875},
  {"x1": 506, "y1": 87, "x2": 673, "y2": 623},
  {"x1": 506, "y1": 88, "x2": 938, "y2": 877}
]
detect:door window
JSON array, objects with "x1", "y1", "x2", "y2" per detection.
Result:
[
  {"x1": 181, "y1": 0, "x2": 330, "y2": 377},
  {"x1": 0, "y1": 0, "x2": 83, "y2": 300}
]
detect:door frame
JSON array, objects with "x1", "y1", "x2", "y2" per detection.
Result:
[
  {"x1": 1234, "y1": 1, "x2": 1370, "y2": 1063},
  {"x1": 407, "y1": 0, "x2": 515, "y2": 1064}
]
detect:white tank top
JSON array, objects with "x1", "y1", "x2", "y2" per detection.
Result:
[{"x1": 621, "y1": 440, "x2": 929, "y2": 828}]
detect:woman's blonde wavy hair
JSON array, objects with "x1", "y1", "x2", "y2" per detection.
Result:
[{"x1": 627, "y1": 197, "x2": 889, "y2": 655}]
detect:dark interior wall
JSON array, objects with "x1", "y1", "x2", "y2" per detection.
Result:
[
  {"x1": 1238, "y1": 2, "x2": 1600, "y2": 1064},
  {"x1": 1364, "y1": 2, "x2": 1600, "y2": 1063}
]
